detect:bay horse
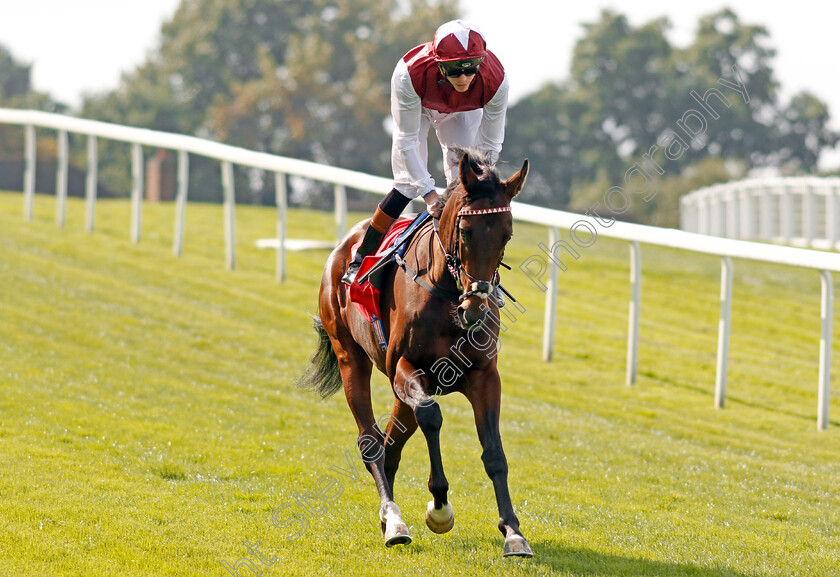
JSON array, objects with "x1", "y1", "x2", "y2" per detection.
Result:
[{"x1": 298, "y1": 150, "x2": 532, "y2": 557}]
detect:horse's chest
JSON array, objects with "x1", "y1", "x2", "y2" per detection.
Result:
[{"x1": 401, "y1": 321, "x2": 497, "y2": 376}]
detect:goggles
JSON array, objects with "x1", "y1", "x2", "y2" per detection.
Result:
[{"x1": 439, "y1": 57, "x2": 483, "y2": 78}]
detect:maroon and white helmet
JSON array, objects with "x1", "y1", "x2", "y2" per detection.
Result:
[{"x1": 432, "y1": 20, "x2": 487, "y2": 65}]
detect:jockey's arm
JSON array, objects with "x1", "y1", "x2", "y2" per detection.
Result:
[
  {"x1": 475, "y1": 72, "x2": 510, "y2": 165},
  {"x1": 390, "y1": 60, "x2": 436, "y2": 199}
]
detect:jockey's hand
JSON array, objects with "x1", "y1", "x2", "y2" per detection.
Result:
[{"x1": 423, "y1": 190, "x2": 442, "y2": 218}]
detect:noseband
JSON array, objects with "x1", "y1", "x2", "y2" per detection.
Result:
[{"x1": 434, "y1": 205, "x2": 511, "y2": 303}]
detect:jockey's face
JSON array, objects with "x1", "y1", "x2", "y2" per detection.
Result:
[{"x1": 439, "y1": 63, "x2": 477, "y2": 93}]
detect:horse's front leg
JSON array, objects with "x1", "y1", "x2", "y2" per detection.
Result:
[
  {"x1": 467, "y1": 368, "x2": 533, "y2": 557},
  {"x1": 393, "y1": 356, "x2": 455, "y2": 534}
]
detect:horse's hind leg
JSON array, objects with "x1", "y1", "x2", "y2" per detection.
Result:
[
  {"x1": 382, "y1": 396, "x2": 418, "y2": 495},
  {"x1": 334, "y1": 337, "x2": 411, "y2": 547},
  {"x1": 393, "y1": 356, "x2": 454, "y2": 534}
]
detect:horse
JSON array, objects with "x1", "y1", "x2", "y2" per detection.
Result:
[{"x1": 298, "y1": 149, "x2": 533, "y2": 557}]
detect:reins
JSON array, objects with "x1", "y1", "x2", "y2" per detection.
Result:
[{"x1": 394, "y1": 221, "x2": 462, "y2": 302}]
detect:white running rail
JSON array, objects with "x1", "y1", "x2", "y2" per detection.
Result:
[
  {"x1": 680, "y1": 176, "x2": 840, "y2": 250},
  {"x1": 1, "y1": 108, "x2": 837, "y2": 429}
]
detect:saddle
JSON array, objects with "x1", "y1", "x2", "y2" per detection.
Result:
[{"x1": 347, "y1": 211, "x2": 431, "y2": 338}]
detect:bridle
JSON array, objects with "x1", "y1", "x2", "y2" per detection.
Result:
[{"x1": 433, "y1": 205, "x2": 512, "y2": 303}]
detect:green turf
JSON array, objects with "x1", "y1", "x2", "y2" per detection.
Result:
[{"x1": 1, "y1": 191, "x2": 838, "y2": 577}]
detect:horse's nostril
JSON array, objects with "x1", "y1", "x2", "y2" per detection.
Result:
[
  {"x1": 458, "y1": 303, "x2": 488, "y2": 328},
  {"x1": 457, "y1": 306, "x2": 469, "y2": 326}
]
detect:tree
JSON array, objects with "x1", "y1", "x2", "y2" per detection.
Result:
[
  {"x1": 670, "y1": 8, "x2": 779, "y2": 167},
  {"x1": 0, "y1": 44, "x2": 32, "y2": 102},
  {"x1": 773, "y1": 91, "x2": 839, "y2": 171},
  {"x1": 569, "y1": 11, "x2": 673, "y2": 161},
  {"x1": 504, "y1": 8, "x2": 837, "y2": 225},
  {"x1": 0, "y1": 42, "x2": 70, "y2": 194},
  {"x1": 504, "y1": 82, "x2": 623, "y2": 209},
  {"x1": 81, "y1": 0, "x2": 457, "y2": 204}
]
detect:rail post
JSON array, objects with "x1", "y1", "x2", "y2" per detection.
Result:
[
  {"x1": 275, "y1": 171, "x2": 288, "y2": 283},
  {"x1": 715, "y1": 257, "x2": 734, "y2": 409},
  {"x1": 222, "y1": 161, "x2": 236, "y2": 270},
  {"x1": 24, "y1": 124, "x2": 35, "y2": 221},
  {"x1": 173, "y1": 150, "x2": 189, "y2": 257},
  {"x1": 626, "y1": 241, "x2": 642, "y2": 385},
  {"x1": 85, "y1": 135, "x2": 97, "y2": 233},
  {"x1": 130, "y1": 143, "x2": 143, "y2": 243},
  {"x1": 541, "y1": 227, "x2": 560, "y2": 362},
  {"x1": 334, "y1": 184, "x2": 347, "y2": 241},
  {"x1": 818, "y1": 270, "x2": 832, "y2": 430}
]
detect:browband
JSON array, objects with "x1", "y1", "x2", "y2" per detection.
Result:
[{"x1": 456, "y1": 206, "x2": 512, "y2": 217}]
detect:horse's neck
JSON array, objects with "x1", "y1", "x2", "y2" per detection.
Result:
[{"x1": 411, "y1": 221, "x2": 457, "y2": 292}]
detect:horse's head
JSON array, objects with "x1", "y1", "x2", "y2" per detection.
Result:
[{"x1": 438, "y1": 150, "x2": 528, "y2": 329}]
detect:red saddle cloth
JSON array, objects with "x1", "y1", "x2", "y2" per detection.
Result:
[{"x1": 347, "y1": 219, "x2": 413, "y2": 322}]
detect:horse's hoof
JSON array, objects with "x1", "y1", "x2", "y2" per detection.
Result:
[
  {"x1": 384, "y1": 523, "x2": 412, "y2": 547},
  {"x1": 503, "y1": 535, "x2": 534, "y2": 557},
  {"x1": 425, "y1": 500, "x2": 454, "y2": 534}
]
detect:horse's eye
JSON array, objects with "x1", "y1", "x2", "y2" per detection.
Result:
[{"x1": 460, "y1": 228, "x2": 471, "y2": 240}]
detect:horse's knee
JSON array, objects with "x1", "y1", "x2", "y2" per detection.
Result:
[{"x1": 414, "y1": 402, "x2": 442, "y2": 433}]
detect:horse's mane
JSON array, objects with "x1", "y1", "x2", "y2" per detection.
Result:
[{"x1": 439, "y1": 148, "x2": 502, "y2": 211}]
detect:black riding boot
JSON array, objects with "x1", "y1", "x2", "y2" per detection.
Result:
[
  {"x1": 342, "y1": 189, "x2": 412, "y2": 286},
  {"x1": 341, "y1": 223, "x2": 386, "y2": 286}
]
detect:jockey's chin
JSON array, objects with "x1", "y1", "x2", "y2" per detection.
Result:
[{"x1": 447, "y1": 76, "x2": 474, "y2": 93}]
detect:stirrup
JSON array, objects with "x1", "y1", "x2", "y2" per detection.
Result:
[{"x1": 341, "y1": 256, "x2": 363, "y2": 286}]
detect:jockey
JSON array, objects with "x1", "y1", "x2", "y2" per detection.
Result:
[{"x1": 342, "y1": 19, "x2": 509, "y2": 285}]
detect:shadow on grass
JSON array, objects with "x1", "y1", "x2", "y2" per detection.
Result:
[
  {"x1": 528, "y1": 542, "x2": 753, "y2": 577},
  {"x1": 641, "y1": 369, "x2": 837, "y2": 428}
]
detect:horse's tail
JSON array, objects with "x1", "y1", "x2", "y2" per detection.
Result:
[{"x1": 295, "y1": 316, "x2": 343, "y2": 398}]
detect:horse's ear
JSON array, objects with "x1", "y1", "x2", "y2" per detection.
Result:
[
  {"x1": 504, "y1": 159, "x2": 529, "y2": 200},
  {"x1": 459, "y1": 152, "x2": 481, "y2": 191}
]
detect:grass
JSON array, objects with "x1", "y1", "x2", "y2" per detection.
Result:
[{"x1": 0, "y1": 190, "x2": 838, "y2": 577}]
